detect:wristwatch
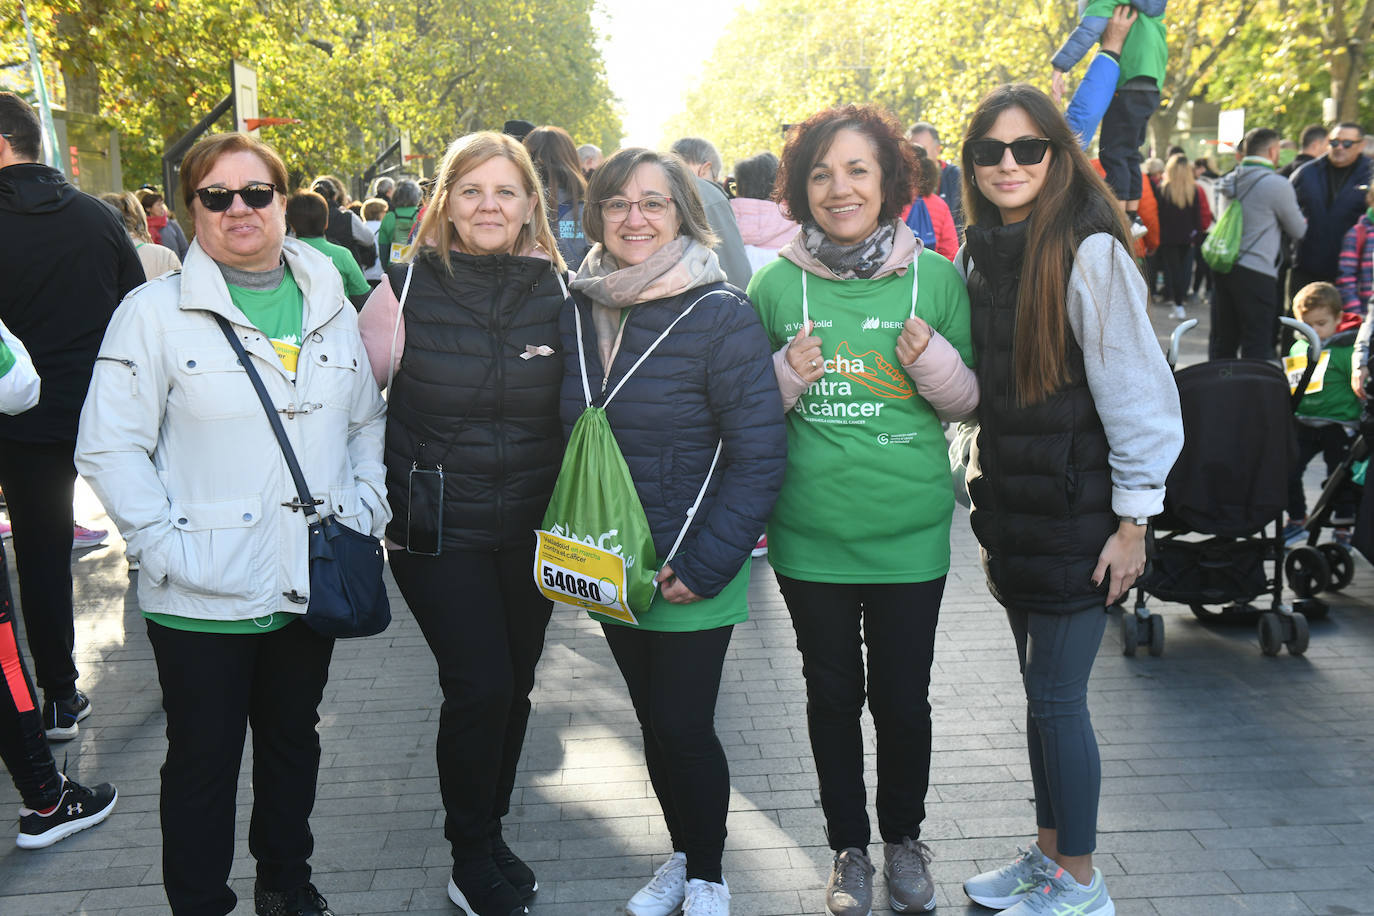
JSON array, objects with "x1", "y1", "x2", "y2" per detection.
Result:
[{"x1": 1119, "y1": 515, "x2": 1150, "y2": 527}]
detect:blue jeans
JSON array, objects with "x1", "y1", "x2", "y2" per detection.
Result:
[{"x1": 1005, "y1": 606, "x2": 1107, "y2": 856}]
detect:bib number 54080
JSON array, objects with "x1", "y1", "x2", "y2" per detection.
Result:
[{"x1": 541, "y1": 562, "x2": 605, "y2": 603}]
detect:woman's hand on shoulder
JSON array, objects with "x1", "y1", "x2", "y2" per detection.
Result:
[
  {"x1": 786, "y1": 321, "x2": 825, "y2": 384},
  {"x1": 1093, "y1": 521, "x2": 1148, "y2": 606},
  {"x1": 655, "y1": 563, "x2": 703, "y2": 604},
  {"x1": 895, "y1": 317, "x2": 933, "y2": 367}
]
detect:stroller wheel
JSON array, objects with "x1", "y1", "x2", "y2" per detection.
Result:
[
  {"x1": 1285, "y1": 546, "x2": 1331, "y2": 598},
  {"x1": 1120, "y1": 613, "x2": 1139, "y2": 655},
  {"x1": 1317, "y1": 543, "x2": 1356, "y2": 591},
  {"x1": 1258, "y1": 612, "x2": 1284, "y2": 656},
  {"x1": 1286, "y1": 612, "x2": 1310, "y2": 655},
  {"x1": 1147, "y1": 614, "x2": 1165, "y2": 656}
]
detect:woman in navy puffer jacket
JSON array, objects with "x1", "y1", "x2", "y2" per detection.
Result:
[{"x1": 561, "y1": 147, "x2": 785, "y2": 916}]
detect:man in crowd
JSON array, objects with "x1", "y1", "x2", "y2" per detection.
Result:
[
  {"x1": 1209, "y1": 127, "x2": 1307, "y2": 360},
  {"x1": 907, "y1": 122, "x2": 964, "y2": 236},
  {"x1": 0, "y1": 92, "x2": 144, "y2": 739},
  {"x1": 1279, "y1": 124, "x2": 1328, "y2": 178},
  {"x1": 578, "y1": 143, "x2": 603, "y2": 178},
  {"x1": 670, "y1": 136, "x2": 753, "y2": 289},
  {"x1": 1289, "y1": 122, "x2": 1372, "y2": 298}
]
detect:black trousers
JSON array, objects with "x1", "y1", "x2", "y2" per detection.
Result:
[
  {"x1": 388, "y1": 544, "x2": 553, "y2": 861},
  {"x1": 1159, "y1": 243, "x2": 1194, "y2": 306},
  {"x1": 1099, "y1": 88, "x2": 1159, "y2": 201},
  {"x1": 1288, "y1": 423, "x2": 1358, "y2": 520},
  {"x1": 0, "y1": 439, "x2": 79, "y2": 697},
  {"x1": 776, "y1": 574, "x2": 945, "y2": 850},
  {"x1": 1209, "y1": 264, "x2": 1280, "y2": 360},
  {"x1": 147, "y1": 619, "x2": 335, "y2": 916},
  {"x1": 0, "y1": 548, "x2": 60, "y2": 809},
  {"x1": 602, "y1": 622, "x2": 733, "y2": 884}
]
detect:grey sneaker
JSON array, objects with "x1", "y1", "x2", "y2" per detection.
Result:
[
  {"x1": 963, "y1": 843, "x2": 1052, "y2": 909},
  {"x1": 826, "y1": 847, "x2": 875, "y2": 916},
  {"x1": 884, "y1": 837, "x2": 935, "y2": 911},
  {"x1": 999, "y1": 866, "x2": 1114, "y2": 916}
]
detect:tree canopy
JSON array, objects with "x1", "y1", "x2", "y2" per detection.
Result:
[{"x1": 2, "y1": 0, "x2": 621, "y2": 187}]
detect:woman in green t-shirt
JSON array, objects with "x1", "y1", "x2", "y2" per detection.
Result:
[{"x1": 747, "y1": 105, "x2": 978, "y2": 916}]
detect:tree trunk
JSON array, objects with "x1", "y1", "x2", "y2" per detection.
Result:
[{"x1": 54, "y1": 11, "x2": 99, "y2": 114}]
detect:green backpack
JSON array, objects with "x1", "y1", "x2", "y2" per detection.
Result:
[
  {"x1": 535, "y1": 289, "x2": 723, "y2": 625},
  {"x1": 1201, "y1": 171, "x2": 1261, "y2": 274}
]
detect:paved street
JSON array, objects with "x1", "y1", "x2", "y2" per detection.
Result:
[{"x1": 1, "y1": 292, "x2": 1371, "y2": 915}]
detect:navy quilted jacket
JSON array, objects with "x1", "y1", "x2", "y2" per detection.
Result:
[{"x1": 559, "y1": 282, "x2": 786, "y2": 598}]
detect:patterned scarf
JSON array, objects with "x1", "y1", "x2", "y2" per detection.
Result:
[
  {"x1": 800, "y1": 220, "x2": 897, "y2": 279},
  {"x1": 571, "y1": 237, "x2": 726, "y2": 370}
]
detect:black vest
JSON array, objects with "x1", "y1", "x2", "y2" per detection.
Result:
[
  {"x1": 964, "y1": 221, "x2": 1116, "y2": 613},
  {"x1": 383, "y1": 251, "x2": 565, "y2": 551},
  {"x1": 325, "y1": 205, "x2": 376, "y2": 270}
]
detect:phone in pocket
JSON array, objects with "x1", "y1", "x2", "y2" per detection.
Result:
[{"x1": 406, "y1": 463, "x2": 444, "y2": 556}]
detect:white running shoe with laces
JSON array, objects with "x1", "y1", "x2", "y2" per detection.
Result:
[
  {"x1": 683, "y1": 878, "x2": 730, "y2": 916},
  {"x1": 627, "y1": 851, "x2": 687, "y2": 916},
  {"x1": 963, "y1": 842, "x2": 1054, "y2": 909}
]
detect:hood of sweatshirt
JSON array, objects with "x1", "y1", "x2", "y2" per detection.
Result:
[
  {"x1": 0, "y1": 163, "x2": 79, "y2": 216},
  {"x1": 778, "y1": 218, "x2": 922, "y2": 281},
  {"x1": 729, "y1": 197, "x2": 800, "y2": 249}
]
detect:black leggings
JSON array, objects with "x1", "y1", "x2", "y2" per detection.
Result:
[
  {"x1": 602, "y1": 622, "x2": 733, "y2": 884},
  {"x1": 776, "y1": 575, "x2": 945, "y2": 850},
  {"x1": 0, "y1": 548, "x2": 61, "y2": 809},
  {"x1": 1159, "y1": 243, "x2": 1194, "y2": 306},
  {"x1": 389, "y1": 545, "x2": 554, "y2": 861}
]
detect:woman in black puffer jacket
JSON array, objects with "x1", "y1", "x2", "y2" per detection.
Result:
[
  {"x1": 561, "y1": 147, "x2": 785, "y2": 916},
  {"x1": 359, "y1": 131, "x2": 567, "y2": 916}
]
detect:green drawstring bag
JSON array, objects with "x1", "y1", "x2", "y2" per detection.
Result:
[
  {"x1": 1202, "y1": 170, "x2": 1263, "y2": 274},
  {"x1": 535, "y1": 288, "x2": 724, "y2": 625}
]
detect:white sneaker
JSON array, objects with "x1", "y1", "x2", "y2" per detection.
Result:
[
  {"x1": 627, "y1": 851, "x2": 687, "y2": 916},
  {"x1": 1171, "y1": 305, "x2": 1187, "y2": 320},
  {"x1": 683, "y1": 878, "x2": 730, "y2": 916}
]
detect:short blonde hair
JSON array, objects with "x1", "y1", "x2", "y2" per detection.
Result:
[
  {"x1": 101, "y1": 191, "x2": 151, "y2": 242},
  {"x1": 1293, "y1": 282, "x2": 1343, "y2": 321},
  {"x1": 408, "y1": 131, "x2": 565, "y2": 272},
  {"x1": 362, "y1": 197, "x2": 388, "y2": 221}
]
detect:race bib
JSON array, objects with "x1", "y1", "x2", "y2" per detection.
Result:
[
  {"x1": 1284, "y1": 350, "x2": 1329, "y2": 394},
  {"x1": 534, "y1": 529, "x2": 638, "y2": 625}
]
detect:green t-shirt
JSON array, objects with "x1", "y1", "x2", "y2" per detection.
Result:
[
  {"x1": 593, "y1": 558, "x2": 752, "y2": 633},
  {"x1": 144, "y1": 270, "x2": 305, "y2": 635},
  {"x1": 1083, "y1": 0, "x2": 1166, "y2": 86},
  {"x1": 1288, "y1": 338, "x2": 1361, "y2": 424},
  {"x1": 300, "y1": 235, "x2": 370, "y2": 297},
  {"x1": 748, "y1": 252, "x2": 975, "y2": 583}
]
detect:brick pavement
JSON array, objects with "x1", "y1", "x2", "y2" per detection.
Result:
[{"x1": 1, "y1": 294, "x2": 1371, "y2": 915}]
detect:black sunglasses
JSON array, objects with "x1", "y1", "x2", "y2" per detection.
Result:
[
  {"x1": 1331, "y1": 139, "x2": 1362, "y2": 149},
  {"x1": 968, "y1": 138, "x2": 1053, "y2": 167},
  {"x1": 194, "y1": 183, "x2": 278, "y2": 212}
]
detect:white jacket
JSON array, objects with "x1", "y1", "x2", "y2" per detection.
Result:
[
  {"x1": 0, "y1": 318, "x2": 41, "y2": 415},
  {"x1": 75, "y1": 239, "x2": 389, "y2": 622}
]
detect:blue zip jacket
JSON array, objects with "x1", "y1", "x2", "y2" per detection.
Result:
[{"x1": 1291, "y1": 154, "x2": 1374, "y2": 279}]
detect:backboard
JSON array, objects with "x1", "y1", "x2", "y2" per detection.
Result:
[{"x1": 231, "y1": 61, "x2": 259, "y2": 133}]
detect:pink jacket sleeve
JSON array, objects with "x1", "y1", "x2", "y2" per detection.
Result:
[
  {"x1": 901, "y1": 330, "x2": 980, "y2": 421},
  {"x1": 358, "y1": 277, "x2": 404, "y2": 388},
  {"x1": 772, "y1": 346, "x2": 811, "y2": 412}
]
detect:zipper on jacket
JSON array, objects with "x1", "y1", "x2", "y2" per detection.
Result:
[
  {"x1": 493, "y1": 264, "x2": 508, "y2": 546},
  {"x1": 95, "y1": 356, "x2": 139, "y2": 397}
]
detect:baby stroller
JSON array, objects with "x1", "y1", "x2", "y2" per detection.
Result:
[{"x1": 1122, "y1": 316, "x2": 1325, "y2": 657}]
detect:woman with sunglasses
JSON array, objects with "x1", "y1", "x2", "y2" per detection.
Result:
[
  {"x1": 955, "y1": 85, "x2": 1181, "y2": 916},
  {"x1": 76, "y1": 132, "x2": 388, "y2": 916},
  {"x1": 357, "y1": 131, "x2": 567, "y2": 916},
  {"x1": 747, "y1": 104, "x2": 978, "y2": 916},
  {"x1": 563, "y1": 147, "x2": 785, "y2": 916}
]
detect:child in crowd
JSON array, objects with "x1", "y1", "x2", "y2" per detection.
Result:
[
  {"x1": 1051, "y1": 0, "x2": 1167, "y2": 233},
  {"x1": 1285, "y1": 282, "x2": 1362, "y2": 545}
]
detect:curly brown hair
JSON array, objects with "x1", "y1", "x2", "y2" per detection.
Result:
[{"x1": 774, "y1": 104, "x2": 917, "y2": 227}]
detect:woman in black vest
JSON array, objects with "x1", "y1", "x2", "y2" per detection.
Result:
[
  {"x1": 954, "y1": 85, "x2": 1183, "y2": 916},
  {"x1": 358, "y1": 132, "x2": 568, "y2": 916}
]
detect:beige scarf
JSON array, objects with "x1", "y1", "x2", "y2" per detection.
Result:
[{"x1": 571, "y1": 237, "x2": 726, "y2": 370}]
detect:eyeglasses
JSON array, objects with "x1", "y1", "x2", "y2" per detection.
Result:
[
  {"x1": 599, "y1": 196, "x2": 673, "y2": 221},
  {"x1": 968, "y1": 138, "x2": 1053, "y2": 167},
  {"x1": 194, "y1": 183, "x2": 278, "y2": 212},
  {"x1": 1331, "y1": 139, "x2": 1362, "y2": 149}
]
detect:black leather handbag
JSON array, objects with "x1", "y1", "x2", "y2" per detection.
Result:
[{"x1": 214, "y1": 315, "x2": 390, "y2": 638}]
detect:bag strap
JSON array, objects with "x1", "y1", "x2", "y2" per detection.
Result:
[
  {"x1": 213, "y1": 315, "x2": 322, "y2": 526},
  {"x1": 385, "y1": 260, "x2": 416, "y2": 393},
  {"x1": 662, "y1": 438, "x2": 723, "y2": 567}
]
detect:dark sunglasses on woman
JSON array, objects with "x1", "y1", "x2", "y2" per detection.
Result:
[
  {"x1": 194, "y1": 183, "x2": 278, "y2": 212},
  {"x1": 968, "y1": 138, "x2": 1053, "y2": 167}
]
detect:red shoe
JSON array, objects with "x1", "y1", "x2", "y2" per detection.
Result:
[
  {"x1": 0, "y1": 520, "x2": 10, "y2": 538},
  {"x1": 751, "y1": 535, "x2": 768, "y2": 558},
  {"x1": 72, "y1": 524, "x2": 108, "y2": 549}
]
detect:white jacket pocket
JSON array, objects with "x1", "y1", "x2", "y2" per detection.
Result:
[{"x1": 164, "y1": 495, "x2": 268, "y2": 599}]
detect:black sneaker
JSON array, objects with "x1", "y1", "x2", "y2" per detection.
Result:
[
  {"x1": 491, "y1": 833, "x2": 537, "y2": 903},
  {"x1": 448, "y1": 856, "x2": 527, "y2": 916},
  {"x1": 16, "y1": 776, "x2": 117, "y2": 848},
  {"x1": 254, "y1": 881, "x2": 335, "y2": 916},
  {"x1": 43, "y1": 690, "x2": 91, "y2": 741}
]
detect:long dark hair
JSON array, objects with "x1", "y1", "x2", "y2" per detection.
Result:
[
  {"x1": 523, "y1": 126, "x2": 587, "y2": 219},
  {"x1": 961, "y1": 84, "x2": 1129, "y2": 405}
]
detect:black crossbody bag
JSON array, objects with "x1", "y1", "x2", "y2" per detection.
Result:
[{"x1": 214, "y1": 315, "x2": 390, "y2": 638}]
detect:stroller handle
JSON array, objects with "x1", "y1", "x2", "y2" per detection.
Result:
[
  {"x1": 1278, "y1": 316, "x2": 1323, "y2": 362},
  {"x1": 1167, "y1": 319, "x2": 1200, "y2": 369}
]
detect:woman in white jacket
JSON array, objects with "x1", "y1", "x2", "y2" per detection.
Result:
[{"x1": 76, "y1": 133, "x2": 388, "y2": 916}]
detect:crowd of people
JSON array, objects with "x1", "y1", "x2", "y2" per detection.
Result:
[{"x1": 0, "y1": 11, "x2": 1362, "y2": 914}]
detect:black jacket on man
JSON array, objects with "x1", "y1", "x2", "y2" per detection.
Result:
[{"x1": 0, "y1": 163, "x2": 143, "y2": 442}]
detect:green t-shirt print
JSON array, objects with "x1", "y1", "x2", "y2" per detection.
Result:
[{"x1": 748, "y1": 251, "x2": 976, "y2": 584}]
